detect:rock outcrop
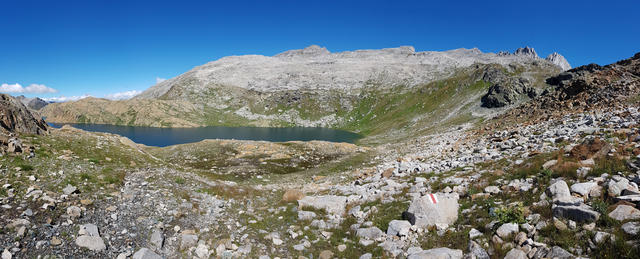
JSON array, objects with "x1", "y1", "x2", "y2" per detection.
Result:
[
  {"x1": 545, "y1": 52, "x2": 572, "y2": 71},
  {"x1": 0, "y1": 94, "x2": 48, "y2": 135}
]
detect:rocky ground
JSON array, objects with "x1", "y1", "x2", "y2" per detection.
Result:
[{"x1": 1, "y1": 54, "x2": 640, "y2": 259}]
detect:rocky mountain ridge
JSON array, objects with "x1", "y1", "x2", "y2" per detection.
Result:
[
  {"x1": 42, "y1": 46, "x2": 566, "y2": 137},
  {"x1": 15, "y1": 95, "x2": 49, "y2": 111},
  {"x1": 135, "y1": 45, "x2": 568, "y2": 99}
]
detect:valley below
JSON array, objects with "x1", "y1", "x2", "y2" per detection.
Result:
[{"x1": 1, "y1": 47, "x2": 640, "y2": 259}]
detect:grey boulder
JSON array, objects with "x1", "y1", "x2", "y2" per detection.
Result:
[
  {"x1": 552, "y1": 204, "x2": 600, "y2": 222},
  {"x1": 406, "y1": 193, "x2": 459, "y2": 228}
]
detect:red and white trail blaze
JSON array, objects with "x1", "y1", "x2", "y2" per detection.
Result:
[{"x1": 428, "y1": 193, "x2": 438, "y2": 204}]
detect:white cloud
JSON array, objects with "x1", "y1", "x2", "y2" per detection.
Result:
[
  {"x1": 104, "y1": 90, "x2": 141, "y2": 100},
  {"x1": 40, "y1": 89, "x2": 141, "y2": 103},
  {"x1": 0, "y1": 83, "x2": 58, "y2": 94},
  {"x1": 156, "y1": 77, "x2": 166, "y2": 84},
  {"x1": 42, "y1": 95, "x2": 92, "y2": 102}
]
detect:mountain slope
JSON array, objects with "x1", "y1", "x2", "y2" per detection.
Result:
[{"x1": 41, "y1": 46, "x2": 565, "y2": 140}]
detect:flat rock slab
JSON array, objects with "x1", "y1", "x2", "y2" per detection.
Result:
[
  {"x1": 406, "y1": 193, "x2": 459, "y2": 228},
  {"x1": 552, "y1": 204, "x2": 600, "y2": 222},
  {"x1": 356, "y1": 227, "x2": 384, "y2": 240},
  {"x1": 75, "y1": 236, "x2": 106, "y2": 251},
  {"x1": 608, "y1": 205, "x2": 640, "y2": 221},
  {"x1": 570, "y1": 182, "x2": 598, "y2": 196},
  {"x1": 298, "y1": 195, "x2": 348, "y2": 215},
  {"x1": 133, "y1": 248, "x2": 162, "y2": 259},
  {"x1": 408, "y1": 247, "x2": 463, "y2": 259}
]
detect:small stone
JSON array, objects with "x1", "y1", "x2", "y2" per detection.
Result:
[
  {"x1": 622, "y1": 222, "x2": 640, "y2": 235},
  {"x1": 469, "y1": 228, "x2": 483, "y2": 239},
  {"x1": 504, "y1": 248, "x2": 527, "y2": 259},
  {"x1": 484, "y1": 186, "x2": 500, "y2": 194},
  {"x1": 593, "y1": 231, "x2": 612, "y2": 244},
  {"x1": 298, "y1": 211, "x2": 316, "y2": 221},
  {"x1": 149, "y1": 229, "x2": 164, "y2": 251},
  {"x1": 583, "y1": 223, "x2": 596, "y2": 231},
  {"x1": 542, "y1": 160, "x2": 557, "y2": 169},
  {"x1": 1, "y1": 249, "x2": 11, "y2": 259},
  {"x1": 180, "y1": 233, "x2": 198, "y2": 250},
  {"x1": 319, "y1": 250, "x2": 334, "y2": 259},
  {"x1": 51, "y1": 236, "x2": 62, "y2": 246},
  {"x1": 338, "y1": 244, "x2": 347, "y2": 252},
  {"x1": 63, "y1": 184, "x2": 78, "y2": 195},
  {"x1": 387, "y1": 220, "x2": 411, "y2": 236},
  {"x1": 66, "y1": 206, "x2": 82, "y2": 218},
  {"x1": 496, "y1": 223, "x2": 519, "y2": 238},
  {"x1": 356, "y1": 227, "x2": 384, "y2": 240},
  {"x1": 514, "y1": 232, "x2": 527, "y2": 245},
  {"x1": 553, "y1": 218, "x2": 567, "y2": 231}
]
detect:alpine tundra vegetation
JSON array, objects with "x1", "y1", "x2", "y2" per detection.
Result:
[
  {"x1": 4, "y1": 46, "x2": 640, "y2": 258},
  {"x1": 2, "y1": 1, "x2": 640, "y2": 258}
]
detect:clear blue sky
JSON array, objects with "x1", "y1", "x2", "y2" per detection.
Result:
[{"x1": 1, "y1": 0, "x2": 638, "y2": 99}]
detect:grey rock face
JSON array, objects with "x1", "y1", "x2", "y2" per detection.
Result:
[
  {"x1": 408, "y1": 247, "x2": 463, "y2": 259},
  {"x1": 135, "y1": 46, "x2": 560, "y2": 99},
  {"x1": 545, "y1": 52, "x2": 572, "y2": 71},
  {"x1": 406, "y1": 193, "x2": 459, "y2": 228},
  {"x1": 0, "y1": 94, "x2": 48, "y2": 135},
  {"x1": 481, "y1": 78, "x2": 538, "y2": 108}
]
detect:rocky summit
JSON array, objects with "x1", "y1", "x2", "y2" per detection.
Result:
[{"x1": 2, "y1": 49, "x2": 640, "y2": 259}]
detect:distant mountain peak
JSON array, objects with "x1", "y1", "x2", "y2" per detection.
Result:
[
  {"x1": 545, "y1": 52, "x2": 572, "y2": 71},
  {"x1": 514, "y1": 46, "x2": 539, "y2": 59}
]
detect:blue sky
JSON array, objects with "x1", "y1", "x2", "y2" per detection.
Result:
[{"x1": 1, "y1": 0, "x2": 638, "y2": 100}]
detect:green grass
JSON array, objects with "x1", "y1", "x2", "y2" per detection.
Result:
[{"x1": 589, "y1": 156, "x2": 628, "y2": 177}]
